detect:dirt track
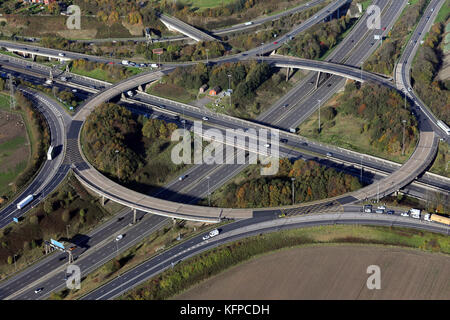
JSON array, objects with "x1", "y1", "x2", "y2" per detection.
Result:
[{"x1": 175, "y1": 245, "x2": 450, "y2": 300}]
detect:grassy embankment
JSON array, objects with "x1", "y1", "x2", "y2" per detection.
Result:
[{"x1": 0, "y1": 172, "x2": 124, "y2": 280}]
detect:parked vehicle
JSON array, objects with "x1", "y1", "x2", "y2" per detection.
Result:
[
  {"x1": 430, "y1": 214, "x2": 450, "y2": 226},
  {"x1": 409, "y1": 208, "x2": 421, "y2": 219},
  {"x1": 386, "y1": 210, "x2": 394, "y2": 215}
]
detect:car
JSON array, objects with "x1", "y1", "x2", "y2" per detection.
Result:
[
  {"x1": 26, "y1": 65, "x2": 31, "y2": 69},
  {"x1": 202, "y1": 116, "x2": 209, "y2": 121},
  {"x1": 115, "y1": 234, "x2": 123, "y2": 241},
  {"x1": 408, "y1": 87, "x2": 412, "y2": 92},
  {"x1": 280, "y1": 138, "x2": 288, "y2": 143},
  {"x1": 108, "y1": 61, "x2": 114, "y2": 65},
  {"x1": 202, "y1": 234, "x2": 210, "y2": 240},
  {"x1": 309, "y1": 81, "x2": 314, "y2": 84},
  {"x1": 178, "y1": 175, "x2": 187, "y2": 181},
  {"x1": 283, "y1": 103, "x2": 289, "y2": 108},
  {"x1": 377, "y1": 205, "x2": 386, "y2": 210},
  {"x1": 327, "y1": 83, "x2": 332, "y2": 87},
  {"x1": 401, "y1": 212, "x2": 409, "y2": 217},
  {"x1": 370, "y1": 42, "x2": 374, "y2": 46},
  {"x1": 386, "y1": 210, "x2": 395, "y2": 215},
  {"x1": 382, "y1": 27, "x2": 386, "y2": 31},
  {"x1": 314, "y1": 15, "x2": 318, "y2": 19},
  {"x1": 180, "y1": 119, "x2": 186, "y2": 124},
  {"x1": 34, "y1": 288, "x2": 43, "y2": 294},
  {"x1": 69, "y1": 246, "x2": 76, "y2": 251},
  {"x1": 264, "y1": 143, "x2": 271, "y2": 148},
  {"x1": 375, "y1": 209, "x2": 384, "y2": 214},
  {"x1": 326, "y1": 152, "x2": 332, "y2": 157},
  {"x1": 273, "y1": 41, "x2": 278, "y2": 44},
  {"x1": 58, "y1": 53, "x2": 65, "y2": 57},
  {"x1": 72, "y1": 89, "x2": 77, "y2": 93}
]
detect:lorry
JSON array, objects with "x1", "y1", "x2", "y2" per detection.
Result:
[
  {"x1": 430, "y1": 214, "x2": 450, "y2": 226},
  {"x1": 17, "y1": 194, "x2": 34, "y2": 210},
  {"x1": 47, "y1": 145, "x2": 54, "y2": 160},
  {"x1": 409, "y1": 208, "x2": 421, "y2": 219},
  {"x1": 424, "y1": 213, "x2": 431, "y2": 222}
]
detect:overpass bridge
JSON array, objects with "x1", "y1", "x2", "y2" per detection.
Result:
[
  {"x1": 159, "y1": 14, "x2": 217, "y2": 42},
  {"x1": 2, "y1": 47, "x2": 71, "y2": 62}
]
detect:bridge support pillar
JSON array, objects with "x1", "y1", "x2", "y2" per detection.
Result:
[
  {"x1": 315, "y1": 72, "x2": 322, "y2": 89},
  {"x1": 133, "y1": 208, "x2": 137, "y2": 224},
  {"x1": 101, "y1": 195, "x2": 105, "y2": 206},
  {"x1": 145, "y1": 83, "x2": 152, "y2": 92},
  {"x1": 172, "y1": 218, "x2": 176, "y2": 225},
  {"x1": 138, "y1": 85, "x2": 144, "y2": 92},
  {"x1": 121, "y1": 93, "x2": 126, "y2": 100},
  {"x1": 286, "y1": 67, "x2": 290, "y2": 82}
]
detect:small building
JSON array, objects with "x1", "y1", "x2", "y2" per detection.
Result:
[
  {"x1": 199, "y1": 84, "x2": 208, "y2": 93},
  {"x1": 209, "y1": 86, "x2": 221, "y2": 96}
]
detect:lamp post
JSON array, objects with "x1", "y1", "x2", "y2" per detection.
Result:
[
  {"x1": 402, "y1": 120, "x2": 407, "y2": 156},
  {"x1": 206, "y1": 49, "x2": 209, "y2": 65},
  {"x1": 404, "y1": 90, "x2": 407, "y2": 110},
  {"x1": 115, "y1": 149, "x2": 119, "y2": 180},
  {"x1": 318, "y1": 99, "x2": 322, "y2": 134},
  {"x1": 66, "y1": 224, "x2": 70, "y2": 239},
  {"x1": 291, "y1": 177, "x2": 295, "y2": 205},
  {"x1": 227, "y1": 74, "x2": 232, "y2": 109},
  {"x1": 206, "y1": 176, "x2": 211, "y2": 206},
  {"x1": 13, "y1": 254, "x2": 17, "y2": 272},
  {"x1": 260, "y1": 43, "x2": 264, "y2": 62},
  {"x1": 360, "y1": 155, "x2": 363, "y2": 183}
]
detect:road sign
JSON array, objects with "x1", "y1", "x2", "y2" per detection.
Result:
[
  {"x1": 50, "y1": 238, "x2": 65, "y2": 250},
  {"x1": 13, "y1": 217, "x2": 19, "y2": 223},
  {"x1": 152, "y1": 48, "x2": 164, "y2": 55}
]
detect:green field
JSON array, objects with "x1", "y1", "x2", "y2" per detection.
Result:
[
  {"x1": 70, "y1": 66, "x2": 142, "y2": 84},
  {"x1": 180, "y1": 0, "x2": 235, "y2": 10},
  {"x1": 434, "y1": 0, "x2": 450, "y2": 23},
  {"x1": 297, "y1": 106, "x2": 414, "y2": 164}
]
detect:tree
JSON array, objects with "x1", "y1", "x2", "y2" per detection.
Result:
[
  {"x1": 44, "y1": 199, "x2": 53, "y2": 214},
  {"x1": 62, "y1": 209, "x2": 70, "y2": 223},
  {"x1": 7, "y1": 256, "x2": 12, "y2": 265}
]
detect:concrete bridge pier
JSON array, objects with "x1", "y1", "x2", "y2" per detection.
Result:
[
  {"x1": 101, "y1": 195, "x2": 105, "y2": 206},
  {"x1": 133, "y1": 208, "x2": 137, "y2": 224},
  {"x1": 286, "y1": 67, "x2": 293, "y2": 82},
  {"x1": 138, "y1": 85, "x2": 144, "y2": 92}
]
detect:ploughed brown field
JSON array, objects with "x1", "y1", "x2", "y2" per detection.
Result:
[{"x1": 174, "y1": 245, "x2": 450, "y2": 300}]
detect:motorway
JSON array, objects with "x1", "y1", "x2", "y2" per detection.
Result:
[
  {"x1": 0, "y1": 86, "x2": 70, "y2": 229},
  {"x1": 82, "y1": 211, "x2": 449, "y2": 300},
  {"x1": 0, "y1": 0, "x2": 448, "y2": 297}
]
